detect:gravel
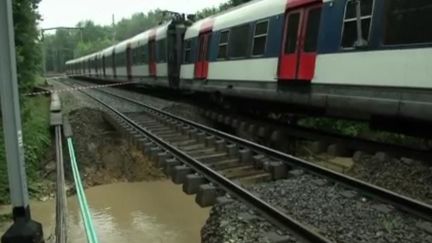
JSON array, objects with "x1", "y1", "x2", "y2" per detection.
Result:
[
  {"x1": 63, "y1": 78, "x2": 212, "y2": 125},
  {"x1": 348, "y1": 152, "x2": 432, "y2": 205},
  {"x1": 53, "y1": 78, "x2": 432, "y2": 242},
  {"x1": 48, "y1": 78, "x2": 165, "y2": 188},
  {"x1": 204, "y1": 173, "x2": 432, "y2": 243},
  {"x1": 96, "y1": 85, "x2": 214, "y2": 126},
  {"x1": 98, "y1": 86, "x2": 175, "y2": 109},
  {"x1": 202, "y1": 200, "x2": 297, "y2": 243},
  {"x1": 49, "y1": 79, "x2": 100, "y2": 112}
]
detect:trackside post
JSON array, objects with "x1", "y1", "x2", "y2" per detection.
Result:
[{"x1": 0, "y1": 0, "x2": 44, "y2": 242}]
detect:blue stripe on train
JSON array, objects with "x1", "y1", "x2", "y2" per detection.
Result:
[
  {"x1": 317, "y1": 1, "x2": 345, "y2": 54},
  {"x1": 187, "y1": 13, "x2": 286, "y2": 64},
  {"x1": 317, "y1": 0, "x2": 386, "y2": 54}
]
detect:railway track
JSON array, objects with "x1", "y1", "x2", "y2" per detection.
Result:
[
  {"x1": 196, "y1": 108, "x2": 432, "y2": 161},
  {"x1": 51, "y1": 92, "x2": 67, "y2": 243},
  {"x1": 63, "y1": 80, "x2": 432, "y2": 242}
]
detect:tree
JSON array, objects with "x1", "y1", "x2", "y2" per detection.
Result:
[
  {"x1": 43, "y1": 2, "x2": 251, "y2": 72},
  {"x1": 195, "y1": 0, "x2": 252, "y2": 19},
  {"x1": 13, "y1": 0, "x2": 42, "y2": 91}
]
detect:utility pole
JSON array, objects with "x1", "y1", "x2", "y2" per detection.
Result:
[
  {"x1": 0, "y1": 0, "x2": 44, "y2": 242},
  {"x1": 40, "y1": 27, "x2": 83, "y2": 74}
]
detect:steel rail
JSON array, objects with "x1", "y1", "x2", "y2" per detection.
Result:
[
  {"x1": 204, "y1": 109, "x2": 432, "y2": 161},
  {"x1": 78, "y1": 88, "x2": 331, "y2": 243},
  {"x1": 93, "y1": 87, "x2": 432, "y2": 222}
]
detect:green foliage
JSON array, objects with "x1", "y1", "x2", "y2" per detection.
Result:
[
  {"x1": 115, "y1": 10, "x2": 164, "y2": 41},
  {"x1": 44, "y1": 1, "x2": 253, "y2": 72},
  {"x1": 44, "y1": 9, "x2": 166, "y2": 72},
  {"x1": 0, "y1": 96, "x2": 51, "y2": 204},
  {"x1": 195, "y1": 7, "x2": 221, "y2": 20},
  {"x1": 12, "y1": 0, "x2": 42, "y2": 92},
  {"x1": 298, "y1": 117, "x2": 367, "y2": 137},
  {"x1": 0, "y1": 0, "x2": 45, "y2": 203},
  {"x1": 196, "y1": 0, "x2": 252, "y2": 19},
  {"x1": 298, "y1": 117, "x2": 426, "y2": 147}
]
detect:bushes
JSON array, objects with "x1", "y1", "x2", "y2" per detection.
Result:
[
  {"x1": 12, "y1": 0, "x2": 42, "y2": 93},
  {"x1": 298, "y1": 117, "x2": 424, "y2": 147},
  {"x1": 0, "y1": 96, "x2": 50, "y2": 204},
  {"x1": 298, "y1": 117, "x2": 368, "y2": 137}
]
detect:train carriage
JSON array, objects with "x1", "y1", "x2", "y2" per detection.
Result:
[
  {"x1": 65, "y1": 0, "x2": 432, "y2": 130},
  {"x1": 132, "y1": 19, "x2": 188, "y2": 88},
  {"x1": 102, "y1": 47, "x2": 115, "y2": 79},
  {"x1": 130, "y1": 31, "x2": 152, "y2": 80},
  {"x1": 113, "y1": 40, "x2": 130, "y2": 81},
  {"x1": 180, "y1": 0, "x2": 432, "y2": 122}
]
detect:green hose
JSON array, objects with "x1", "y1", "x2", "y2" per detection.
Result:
[{"x1": 67, "y1": 138, "x2": 99, "y2": 243}]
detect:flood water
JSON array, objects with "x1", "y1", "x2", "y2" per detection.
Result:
[{"x1": 18, "y1": 181, "x2": 209, "y2": 243}]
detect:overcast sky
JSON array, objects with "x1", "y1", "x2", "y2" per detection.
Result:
[{"x1": 39, "y1": 0, "x2": 228, "y2": 29}]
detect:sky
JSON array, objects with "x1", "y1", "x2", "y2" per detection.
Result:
[{"x1": 39, "y1": 0, "x2": 229, "y2": 29}]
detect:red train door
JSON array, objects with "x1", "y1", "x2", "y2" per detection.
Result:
[
  {"x1": 148, "y1": 39, "x2": 156, "y2": 77},
  {"x1": 194, "y1": 32, "x2": 211, "y2": 79},
  {"x1": 278, "y1": 3, "x2": 322, "y2": 81},
  {"x1": 126, "y1": 44, "x2": 132, "y2": 80}
]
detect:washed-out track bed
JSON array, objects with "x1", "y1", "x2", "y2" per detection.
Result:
[{"x1": 64, "y1": 80, "x2": 432, "y2": 243}]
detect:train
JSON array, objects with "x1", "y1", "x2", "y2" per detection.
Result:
[{"x1": 65, "y1": 0, "x2": 432, "y2": 135}]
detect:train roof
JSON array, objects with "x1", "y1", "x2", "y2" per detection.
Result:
[
  {"x1": 102, "y1": 46, "x2": 115, "y2": 56},
  {"x1": 185, "y1": 0, "x2": 287, "y2": 39},
  {"x1": 129, "y1": 21, "x2": 172, "y2": 48},
  {"x1": 155, "y1": 21, "x2": 171, "y2": 40},
  {"x1": 114, "y1": 39, "x2": 130, "y2": 53}
]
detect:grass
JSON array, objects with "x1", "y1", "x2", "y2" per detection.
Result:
[
  {"x1": 298, "y1": 117, "x2": 426, "y2": 147},
  {"x1": 0, "y1": 95, "x2": 51, "y2": 204}
]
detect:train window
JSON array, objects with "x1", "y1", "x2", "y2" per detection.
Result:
[
  {"x1": 115, "y1": 52, "x2": 126, "y2": 67},
  {"x1": 252, "y1": 20, "x2": 268, "y2": 56},
  {"x1": 218, "y1": 31, "x2": 230, "y2": 59},
  {"x1": 133, "y1": 45, "x2": 147, "y2": 65},
  {"x1": 229, "y1": 24, "x2": 250, "y2": 58},
  {"x1": 132, "y1": 48, "x2": 138, "y2": 64},
  {"x1": 105, "y1": 56, "x2": 110, "y2": 67},
  {"x1": 304, "y1": 8, "x2": 322, "y2": 52},
  {"x1": 384, "y1": 1, "x2": 432, "y2": 45},
  {"x1": 140, "y1": 45, "x2": 148, "y2": 64},
  {"x1": 158, "y1": 39, "x2": 166, "y2": 62},
  {"x1": 184, "y1": 40, "x2": 192, "y2": 63},
  {"x1": 285, "y1": 13, "x2": 300, "y2": 54},
  {"x1": 200, "y1": 33, "x2": 212, "y2": 61},
  {"x1": 341, "y1": 0, "x2": 374, "y2": 48}
]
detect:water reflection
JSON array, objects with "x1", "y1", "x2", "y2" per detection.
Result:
[{"x1": 27, "y1": 180, "x2": 209, "y2": 243}]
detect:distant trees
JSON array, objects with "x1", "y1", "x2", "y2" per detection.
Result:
[
  {"x1": 43, "y1": 0, "x2": 253, "y2": 73},
  {"x1": 13, "y1": 0, "x2": 42, "y2": 91},
  {"x1": 43, "y1": 9, "x2": 166, "y2": 72},
  {"x1": 196, "y1": 0, "x2": 252, "y2": 19}
]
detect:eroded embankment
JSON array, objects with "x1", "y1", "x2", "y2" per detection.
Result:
[{"x1": 67, "y1": 108, "x2": 164, "y2": 187}]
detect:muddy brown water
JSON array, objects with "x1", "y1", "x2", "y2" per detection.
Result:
[{"x1": 2, "y1": 181, "x2": 209, "y2": 243}]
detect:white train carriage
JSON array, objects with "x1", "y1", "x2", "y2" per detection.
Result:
[
  {"x1": 130, "y1": 31, "x2": 151, "y2": 80},
  {"x1": 113, "y1": 40, "x2": 130, "y2": 81},
  {"x1": 128, "y1": 22, "x2": 171, "y2": 86},
  {"x1": 180, "y1": 0, "x2": 432, "y2": 122},
  {"x1": 102, "y1": 47, "x2": 115, "y2": 79},
  {"x1": 65, "y1": 0, "x2": 432, "y2": 129}
]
